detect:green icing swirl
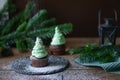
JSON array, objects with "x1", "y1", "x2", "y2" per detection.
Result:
[
  {"x1": 51, "y1": 27, "x2": 65, "y2": 45},
  {"x1": 32, "y1": 37, "x2": 48, "y2": 58}
]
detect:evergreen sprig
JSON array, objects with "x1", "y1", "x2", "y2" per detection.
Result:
[
  {"x1": 20, "y1": 2, "x2": 35, "y2": 23},
  {"x1": 27, "y1": 23, "x2": 72, "y2": 38},
  {"x1": 1, "y1": 13, "x2": 22, "y2": 35},
  {"x1": 26, "y1": 9, "x2": 48, "y2": 31},
  {"x1": 69, "y1": 43, "x2": 120, "y2": 63},
  {"x1": 0, "y1": 23, "x2": 72, "y2": 40},
  {"x1": 39, "y1": 18, "x2": 56, "y2": 28},
  {"x1": 1, "y1": 1, "x2": 35, "y2": 35},
  {"x1": 0, "y1": 1, "x2": 73, "y2": 52}
]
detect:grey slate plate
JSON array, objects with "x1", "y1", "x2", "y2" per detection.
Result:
[{"x1": 12, "y1": 55, "x2": 69, "y2": 75}]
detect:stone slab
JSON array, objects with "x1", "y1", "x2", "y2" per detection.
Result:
[{"x1": 12, "y1": 55, "x2": 69, "y2": 75}]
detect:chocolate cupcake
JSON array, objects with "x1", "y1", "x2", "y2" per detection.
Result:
[
  {"x1": 30, "y1": 37, "x2": 48, "y2": 67},
  {"x1": 49, "y1": 27, "x2": 66, "y2": 55}
]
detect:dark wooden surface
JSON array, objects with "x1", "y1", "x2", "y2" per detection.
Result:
[{"x1": 0, "y1": 38, "x2": 120, "y2": 80}]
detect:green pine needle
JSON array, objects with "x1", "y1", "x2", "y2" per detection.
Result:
[
  {"x1": 26, "y1": 9, "x2": 48, "y2": 31},
  {"x1": 0, "y1": 1, "x2": 73, "y2": 52},
  {"x1": 69, "y1": 44, "x2": 120, "y2": 63}
]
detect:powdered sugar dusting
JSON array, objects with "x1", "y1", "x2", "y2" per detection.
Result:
[
  {"x1": 26, "y1": 65, "x2": 63, "y2": 73},
  {"x1": 12, "y1": 55, "x2": 69, "y2": 75}
]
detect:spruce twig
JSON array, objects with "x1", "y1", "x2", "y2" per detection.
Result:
[
  {"x1": 69, "y1": 44, "x2": 120, "y2": 63},
  {"x1": 0, "y1": 1, "x2": 73, "y2": 52}
]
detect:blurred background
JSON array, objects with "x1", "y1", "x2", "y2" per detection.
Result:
[{"x1": 12, "y1": 0, "x2": 120, "y2": 37}]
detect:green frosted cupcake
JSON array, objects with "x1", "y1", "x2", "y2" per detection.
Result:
[
  {"x1": 49, "y1": 27, "x2": 66, "y2": 55},
  {"x1": 30, "y1": 37, "x2": 48, "y2": 67}
]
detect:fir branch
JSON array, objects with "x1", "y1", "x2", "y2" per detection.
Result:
[
  {"x1": 39, "y1": 18, "x2": 56, "y2": 28},
  {"x1": 0, "y1": 23, "x2": 72, "y2": 40},
  {"x1": 58, "y1": 23, "x2": 73, "y2": 35},
  {"x1": 25, "y1": 38, "x2": 34, "y2": 50},
  {"x1": 16, "y1": 21, "x2": 27, "y2": 33},
  {"x1": 27, "y1": 23, "x2": 72, "y2": 38},
  {"x1": 1, "y1": 2, "x2": 36, "y2": 35},
  {"x1": 15, "y1": 39, "x2": 27, "y2": 52},
  {"x1": 69, "y1": 44, "x2": 120, "y2": 63},
  {"x1": 95, "y1": 49, "x2": 118, "y2": 63},
  {"x1": 69, "y1": 47, "x2": 84, "y2": 55},
  {"x1": 26, "y1": 9, "x2": 48, "y2": 31},
  {"x1": 0, "y1": 32, "x2": 24, "y2": 40},
  {"x1": 27, "y1": 26, "x2": 54, "y2": 38},
  {"x1": 0, "y1": 1, "x2": 73, "y2": 52},
  {"x1": 1, "y1": 13, "x2": 22, "y2": 35},
  {"x1": 38, "y1": 9, "x2": 48, "y2": 22},
  {"x1": 20, "y1": 2, "x2": 35, "y2": 22}
]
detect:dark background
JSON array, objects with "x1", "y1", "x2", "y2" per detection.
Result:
[{"x1": 12, "y1": 0, "x2": 120, "y2": 37}]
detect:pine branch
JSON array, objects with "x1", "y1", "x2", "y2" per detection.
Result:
[
  {"x1": 1, "y1": 13, "x2": 22, "y2": 35},
  {"x1": 25, "y1": 38, "x2": 34, "y2": 50},
  {"x1": 0, "y1": 23, "x2": 72, "y2": 40},
  {"x1": 20, "y1": 2, "x2": 35, "y2": 22},
  {"x1": 69, "y1": 47, "x2": 84, "y2": 55},
  {"x1": 16, "y1": 21, "x2": 27, "y2": 33},
  {"x1": 0, "y1": 32, "x2": 24, "y2": 40},
  {"x1": 58, "y1": 23, "x2": 73, "y2": 35},
  {"x1": 15, "y1": 39, "x2": 27, "y2": 52},
  {"x1": 69, "y1": 44, "x2": 120, "y2": 63},
  {"x1": 1, "y1": 1, "x2": 35, "y2": 35},
  {"x1": 0, "y1": 1, "x2": 73, "y2": 52},
  {"x1": 27, "y1": 23, "x2": 72, "y2": 38},
  {"x1": 39, "y1": 18, "x2": 56, "y2": 28},
  {"x1": 26, "y1": 9, "x2": 48, "y2": 31}
]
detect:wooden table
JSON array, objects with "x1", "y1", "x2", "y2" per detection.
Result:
[{"x1": 0, "y1": 38, "x2": 120, "y2": 80}]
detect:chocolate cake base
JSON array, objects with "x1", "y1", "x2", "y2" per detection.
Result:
[
  {"x1": 49, "y1": 44, "x2": 66, "y2": 55},
  {"x1": 30, "y1": 56, "x2": 48, "y2": 67}
]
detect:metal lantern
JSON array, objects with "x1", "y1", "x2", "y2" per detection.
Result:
[{"x1": 98, "y1": 9, "x2": 118, "y2": 45}]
